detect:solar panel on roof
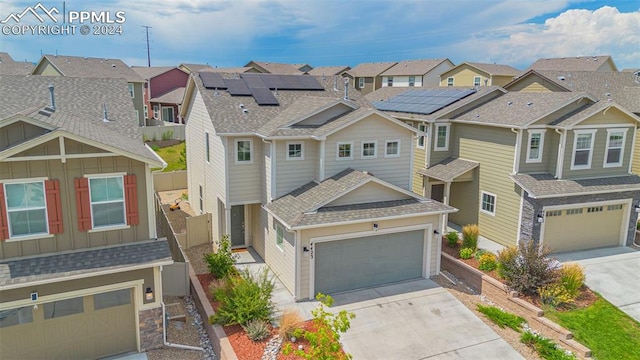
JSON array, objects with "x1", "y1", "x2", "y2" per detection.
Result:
[
  {"x1": 241, "y1": 73, "x2": 268, "y2": 88},
  {"x1": 199, "y1": 72, "x2": 227, "y2": 89},
  {"x1": 373, "y1": 88, "x2": 475, "y2": 115},
  {"x1": 278, "y1": 75, "x2": 304, "y2": 89},
  {"x1": 261, "y1": 74, "x2": 285, "y2": 89},
  {"x1": 224, "y1": 79, "x2": 252, "y2": 95},
  {"x1": 251, "y1": 88, "x2": 279, "y2": 106},
  {"x1": 298, "y1": 76, "x2": 324, "y2": 90}
]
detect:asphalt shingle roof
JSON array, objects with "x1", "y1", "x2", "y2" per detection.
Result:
[
  {"x1": 38, "y1": 55, "x2": 143, "y2": 82},
  {"x1": 151, "y1": 87, "x2": 186, "y2": 105},
  {"x1": 511, "y1": 173, "x2": 640, "y2": 198},
  {"x1": 201, "y1": 67, "x2": 255, "y2": 73},
  {"x1": 527, "y1": 56, "x2": 615, "y2": 72},
  {"x1": 463, "y1": 62, "x2": 521, "y2": 76},
  {"x1": 0, "y1": 52, "x2": 34, "y2": 75},
  {"x1": 381, "y1": 59, "x2": 451, "y2": 76},
  {"x1": 247, "y1": 61, "x2": 306, "y2": 75},
  {"x1": 179, "y1": 63, "x2": 214, "y2": 73},
  {"x1": 0, "y1": 240, "x2": 172, "y2": 286},
  {"x1": 307, "y1": 66, "x2": 351, "y2": 76},
  {"x1": 347, "y1": 62, "x2": 398, "y2": 77},
  {"x1": 131, "y1": 66, "x2": 179, "y2": 79},
  {"x1": 418, "y1": 158, "x2": 479, "y2": 182}
]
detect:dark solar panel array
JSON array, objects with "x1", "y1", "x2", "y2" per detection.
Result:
[
  {"x1": 199, "y1": 72, "x2": 227, "y2": 89},
  {"x1": 225, "y1": 79, "x2": 253, "y2": 96},
  {"x1": 241, "y1": 73, "x2": 268, "y2": 88},
  {"x1": 251, "y1": 88, "x2": 279, "y2": 105},
  {"x1": 373, "y1": 89, "x2": 475, "y2": 115}
]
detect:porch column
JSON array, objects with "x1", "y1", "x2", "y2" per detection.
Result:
[{"x1": 443, "y1": 181, "x2": 452, "y2": 232}]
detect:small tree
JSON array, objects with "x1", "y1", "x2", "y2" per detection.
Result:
[
  {"x1": 283, "y1": 293, "x2": 355, "y2": 360},
  {"x1": 204, "y1": 235, "x2": 237, "y2": 279},
  {"x1": 498, "y1": 240, "x2": 559, "y2": 296}
]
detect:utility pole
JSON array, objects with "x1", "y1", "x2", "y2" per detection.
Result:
[{"x1": 142, "y1": 25, "x2": 152, "y2": 67}]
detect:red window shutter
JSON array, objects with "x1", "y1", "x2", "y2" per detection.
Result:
[
  {"x1": 124, "y1": 174, "x2": 139, "y2": 225},
  {"x1": 45, "y1": 179, "x2": 64, "y2": 234},
  {"x1": 74, "y1": 177, "x2": 92, "y2": 231},
  {"x1": 0, "y1": 184, "x2": 9, "y2": 240}
]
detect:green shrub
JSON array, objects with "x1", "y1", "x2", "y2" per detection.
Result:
[
  {"x1": 559, "y1": 263, "x2": 585, "y2": 299},
  {"x1": 210, "y1": 267, "x2": 275, "y2": 326},
  {"x1": 459, "y1": 247, "x2": 474, "y2": 259},
  {"x1": 161, "y1": 130, "x2": 174, "y2": 140},
  {"x1": 207, "y1": 278, "x2": 227, "y2": 300},
  {"x1": 539, "y1": 283, "x2": 574, "y2": 307},
  {"x1": 445, "y1": 231, "x2": 459, "y2": 247},
  {"x1": 462, "y1": 224, "x2": 479, "y2": 250},
  {"x1": 520, "y1": 331, "x2": 576, "y2": 360},
  {"x1": 204, "y1": 235, "x2": 237, "y2": 279},
  {"x1": 476, "y1": 304, "x2": 526, "y2": 332},
  {"x1": 278, "y1": 308, "x2": 304, "y2": 339},
  {"x1": 151, "y1": 144, "x2": 160, "y2": 151},
  {"x1": 243, "y1": 319, "x2": 271, "y2": 342},
  {"x1": 478, "y1": 253, "x2": 497, "y2": 272},
  {"x1": 497, "y1": 241, "x2": 559, "y2": 296},
  {"x1": 496, "y1": 246, "x2": 518, "y2": 279}
]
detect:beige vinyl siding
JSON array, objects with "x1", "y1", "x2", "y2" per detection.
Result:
[
  {"x1": 0, "y1": 120, "x2": 49, "y2": 149},
  {"x1": 439, "y1": 65, "x2": 489, "y2": 87},
  {"x1": 423, "y1": 61, "x2": 454, "y2": 87},
  {"x1": 263, "y1": 141, "x2": 272, "y2": 203},
  {"x1": 412, "y1": 144, "x2": 426, "y2": 194},
  {"x1": 633, "y1": 132, "x2": 640, "y2": 175},
  {"x1": 518, "y1": 130, "x2": 559, "y2": 174},
  {"x1": 356, "y1": 77, "x2": 375, "y2": 94},
  {"x1": 598, "y1": 61, "x2": 617, "y2": 72},
  {"x1": 506, "y1": 76, "x2": 567, "y2": 93},
  {"x1": 260, "y1": 209, "x2": 295, "y2": 293},
  {"x1": 275, "y1": 139, "x2": 318, "y2": 198},
  {"x1": 449, "y1": 179, "x2": 479, "y2": 226},
  {"x1": 0, "y1": 155, "x2": 150, "y2": 260},
  {"x1": 250, "y1": 204, "x2": 265, "y2": 258},
  {"x1": 579, "y1": 108, "x2": 635, "y2": 126},
  {"x1": 227, "y1": 136, "x2": 262, "y2": 204},
  {"x1": 429, "y1": 123, "x2": 454, "y2": 165},
  {"x1": 298, "y1": 215, "x2": 439, "y2": 299},
  {"x1": 326, "y1": 182, "x2": 411, "y2": 207},
  {"x1": 563, "y1": 127, "x2": 633, "y2": 179},
  {"x1": 33, "y1": 61, "x2": 62, "y2": 76},
  {"x1": 453, "y1": 124, "x2": 519, "y2": 246},
  {"x1": 491, "y1": 75, "x2": 517, "y2": 87}
]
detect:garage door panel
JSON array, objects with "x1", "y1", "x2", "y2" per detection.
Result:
[{"x1": 314, "y1": 230, "x2": 425, "y2": 295}]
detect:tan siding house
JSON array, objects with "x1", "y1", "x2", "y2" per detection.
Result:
[{"x1": 439, "y1": 62, "x2": 520, "y2": 87}]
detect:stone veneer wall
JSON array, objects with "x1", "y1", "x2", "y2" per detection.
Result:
[
  {"x1": 139, "y1": 307, "x2": 164, "y2": 351},
  {"x1": 520, "y1": 190, "x2": 640, "y2": 246}
]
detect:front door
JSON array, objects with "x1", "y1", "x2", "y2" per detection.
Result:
[
  {"x1": 230, "y1": 205, "x2": 245, "y2": 247},
  {"x1": 431, "y1": 184, "x2": 444, "y2": 202}
]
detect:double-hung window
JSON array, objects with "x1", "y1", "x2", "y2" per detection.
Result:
[
  {"x1": 447, "y1": 77, "x2": 454, "y2": 86},
  {"x1": 153, "y1": 105, "x2": 159, "y2": 119},
  {"x1": 4, "y1": 181, "x2": 47, "y2": 238},
  {"x1": 337, "y1": 142, "x2": 353, "y2": 160},
  {"x1": 473, "y1": 76, "x2": 481, "y2": 86},
  {"x1": 128, "y1": 83, "x2": 135, "y2": 98},
  {"x1": 358, "y1": 78, "x2": 365, "y2": 89},
  {"x1": 361, "y1": 141, "x2": 377, "y2": 159},
  {"x1": 526, "y1": 130, "x2": 545, "y2": 163},
  {"x1": 236, "y1": 139, "x2": 252, "y2": 163},
  {"x1": 604, "y1": 129, "x2": 627, "y2": 167},
  {"x1": 287, "y1": 142, "x2": 304, "y2": 160},
  {"x1": 480, "y1": 191, "x2": 496, "y2": 216},
  {"x1": 571, "y1": 130, "x2": 596, "y2": 170},
  {"x1": 143, "y1": 105, "x2": 148, "y2": 119},
  {"x1": 386, "y1": 77, "x2": 393, "y2": 87},
  {"x1": 385, "y1": 139, "x2": 400, "y2": 158},
  {"x1": 89, "y1": 176, "x2": 126, "y2": 228},
  {"x1": 417, "y1": 123, "x2": 427, "y2": 148},
  {"x1": 409, "y1": 76, "x2": 416, "y2": 87},
  {"x1": 434, "y1": 124, "x2": 450, "y2": 151},
  {"x1": 276, "y1": 223, "x2": 284, "y2": 250}
]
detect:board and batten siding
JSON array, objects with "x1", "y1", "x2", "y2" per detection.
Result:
[
  {"x1": 260, "y1": 209, "x2": 295, "y2": 293},
  {"x1": 0, "y1": 154, "x2": 150, "y2": 260},
  {"x1": 0, "y1": 120, "x2": 49, "y2": 150},
  {"x1": 453, "y1": 124, "x2": 520, "y2": 246},
  {"x1": 563, "y1": 127, "x2": 634, "y2": 180},
  {"x1": 227, "y1": 136, "x2": 262, "y2": 204},
  {"x1": 274, "y1": 139, "x2": 318, "y2": 198},
  {"x1": 518, "y1": 129, "x2": 560, "y2": 174},
  {"x1": 324, "y1": 114, "x2": 413, "y2": 190}
]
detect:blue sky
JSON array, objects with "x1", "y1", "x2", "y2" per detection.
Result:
[{"x1": 1, "y1": 0, "x2": 638, "y2": 70}]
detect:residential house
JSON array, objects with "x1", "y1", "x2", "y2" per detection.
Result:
[
  {"x1": 439, "y1": 62, "x2": 520, "y2": 87},
  {"x1": 31, "y1": 55, "x2": 146, "y2": 126},
  {"x1": 345, "y1": 61, "x2": 397, "y2": 94},
  {"x1": 178, "y1": 63, "x2": 214, "y2": 74},
  {"x1": 0, "y1": 52, "x2": 34, "y2": 75},
  {"x1": 244, "y1": 61, "x2": 312, "y2": 74},
  {"x1": 0, "y1": 75, "x2": 171, "y2": 359},
  {"x1": 132, "y1": 66, "x2": 190, "y2": 124},
  {"x1": 307, "y1": 66, "x2": 351, "y2": 77},
  {"x1": 381, "y1": 59, "x2": 455, "y2": 88},
  {"x1": 181, "y1": 72, "x2": 455, "y2": 300},
  {"x1": 201, "y1": 66, "x2": 259, "y2": 74},
  {"x1": 526, "y1": 55, "x2": 618, "y2": 72}
]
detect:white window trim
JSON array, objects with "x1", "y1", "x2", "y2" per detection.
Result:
[
  {"x1": 286, "y1": 141, "x2": 305, "y2": 161},
  {"x1": 161, "y1": 106, "x2": 175, "y2": 122},
  {"x1": 434, "y1": 123, "x2": 450, "y2": 151},
  {"x1": 409, "y1": 76, "x2": 416, "y2": 87},
  {"x1": 526, "y1": 129, "x2": 546, "y2": 163},
  {"x1": 417, "y1": 123, "x2": 427, "y2": 149},
  {"x1": 128, "y1": 83, "x2": 135, "y2": 98},
  {"x1": 603, "y1": 128, "x2": 628, "y2": 168},
  {"x1": 143, "y1": 105, "x2": 148, "y2": 119},
  {"x1": 235, "y1": 138, "x2": 253, "y2": 164},
  {"x1": 570, "y1": 129, "x2": 596, "y2": 170},
  {"x1": 358, "y1": 78, "x2": 365, "y2": 89},
  {"x1": 480, "y1": 191, "x2": 497, "y2": 217},
  {"x1": 473, "y1": 76, "x2": 481, "y2": 87},
  {"x1": 386, "y1": 76, "x2": 393, "y2": 87},
  {"x1": 152, "y1": 105, "x2": 159, "y2": 119},
  {"x1": 384, "y1": 139, "x2": 401, "y2": 158},
  {"x1": 276, "y1": 223, "x2": 284, "y2": 251},
  {"x1": 361, "y1": 140, "x2": 377, "y2": 159},
  {"x1": 447, "y1": 77, "x2": 454, "y2": 86},
  {"x1": 205, "y1": 131, "x2": 210, "y2": 163},
  {"x1": 3, "y1": 179, "x2": 49, "y2": 240},
  {"x1": 85, "y1": 173, "x2": 127, "y2": 230},
  {"x1": 336, "y1": 141, "x2": 354, "y2": 160}
]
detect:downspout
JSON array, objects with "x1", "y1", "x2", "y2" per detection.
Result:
[
  {"x1": 160, "y1": 267, "x2": 204, "y2": 351},
  {"x1": 554, "y1": 128, "x2": 566, "y2": 179}
]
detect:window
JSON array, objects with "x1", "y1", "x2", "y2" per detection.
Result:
[
  {"x1": 44, "y1": 297, "x2": 84, "y2": 319},
  {"x1": 276, "y1": 223, "x2": 284, "y2": 250},
  {"x1": 566, "y1": 208, "x2": 583, "y2": 215},
  {"x1": 199, "y1": 185, "x2": 203, "y2": 214},
  {"x1": 143, "y1": 105, "x2": 148, "y2": 119},
  {"x1": 4, "y1": 181, "x2": 48, "y2": 238},
  {"x1": 153, "y1": 105, "x2": 159, "y2": 119},
  {"x1": 480, "y1": 191, "x2": 496, "y2": 216},
  {"x1": 128, "y1": 83, "x2": 135, "y2": 98},
  {"x1": 94, "y1": 289, "x2": 131, "y2": 310},
  {"x1": 587, "y1": 206, "x2": 603, "y2": 213},
  {"x1": 337, "y1": 141, "x2": 353, "y2": 160},
  {"x1": 526, "y1": 130, "x2": 546, "y2": 163},
  {"x1": 361, "y1": 141, "x2": 377, "y2": 159},
  {"x1": 447, "y1": 77, "x2": 454, "y2": 86},
  {"x1": 0, "y1": 306, "x2": 33, "y2": 328},
  {"x1": 358, "y1": 78, "x2": 365, "y2": 89},
  {"x1": 205, "y1": 132, "x2": 210, "y2": 163},
  {"x1": 546, "y1": 210, "x2": 562, "y2": 217},
  {"x1": 286, "y1": 142, "x2": 304, "y2": 160},
  {"x1": 385, "y1": 139, "x2": 400, "y2": 158},
  {"x1": 409, "y1": 76, "x2": 416, "y2": 87},
  {"x1": 434, "y1": 124, "x2": 450, "y2": 151},
  {"x1": 162, "y1": 107, "x2": 174, "y2": 122},
  {"x1": 89, "y1": 176, "x2": 125, "y2": 228},
  {"x1": 387, "y1": 77, "x2": 393, "y2": 87},
  {"x1": 607, "y1": 204, "x2": 623, "y2": 211},
  {"x1": 604, "y1": 129, "x2": 627, "y2": 167},
  {"x1": 235, "y1": 139, "x2": 252, "y2": 163},
  {"x1": 571, "y1": 130, "x2": 596, "y2": 169},
  {"x1": 417, "y1": 123, "x2": 427, "y2": 148},
  {"x1": 473, "y1": 76, "x2": 481, "y2": 86}
]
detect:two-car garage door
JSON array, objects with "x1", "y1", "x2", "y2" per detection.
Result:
[{"x1": 313, "y1": 230, "x2": 426, "y2": 295}]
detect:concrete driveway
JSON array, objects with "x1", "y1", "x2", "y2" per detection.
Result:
[{"x1": 556, "y1": 246, "x2": 640, "y2": 322}]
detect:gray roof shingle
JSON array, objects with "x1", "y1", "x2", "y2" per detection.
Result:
[
  {"x1": 527, "y1": 56, "x2": 616, "y2": 72},
  {"x1": 307, "y1": 66, "x2": 351, "y2": 76},
  {"x1": 511, "y1": 173, "x2": 640, "y2": 198},
  {"x1": 418, "y1": 158, "x2": 479, "y2": 182},
  {"x1": 346, "y1": 62, "x2": 398, "y2": 77},
  {"x1": 0, "y1": 52, "x2": 34, "y2": 75},
  {"x1": 463, "y1": 62, "x2": 521, "y2": 76},
  {"x1": 131, "y1": 66, "x2": 180, "y2": 79},
  {"x1": 150, "y1": 87, "x2": 186, "y2": 105},
  {"x1": 381, "y1": 59, "x2": 451, "y2": 76},
  {"x1": 37, "y1": 55, "x2": 143, "y2": 82},
  {"x1": 246, "y1": 61, "x2": 307, "y2": 74},
  {"x1": 179, "y1": 63, "x2": 215, "y2": 73}
]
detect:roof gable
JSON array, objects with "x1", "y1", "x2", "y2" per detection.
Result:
[
  {"x1": 33, "y1": 55, "x2": 143, "y2": 82},
  {"x1": 440, "y1": 62, "x2": 520, "y2": 79},
  {"x1": 346, "y1": 62, "x2": 398, "y2": 78},
  {"x1": 324, "y1": 181, "x2": 413, "y2": 207},
  {"x1": 504, "y1": 70, "x2": 572, "y2": 93},
  {"x1": 381, "y1": 59, "x2": 453, "y2": 76}
]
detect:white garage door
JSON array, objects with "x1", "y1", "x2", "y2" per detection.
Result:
[
  {"x1": 313, "y1": 230, "x2": 426, "y2": 296},
  {"x1": 543, "y1": 202, "x2": 626, "y2": 253},
  {"x1": 0, "y1": 288, "x2": 137, "y2": 359}
]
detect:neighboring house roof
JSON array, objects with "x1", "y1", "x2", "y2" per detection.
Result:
[
  {"x1": 0, "y1": 240, "x2": 172, "y2": 288},
  {"x1": 381, "y1": 59, "x2": 452, "y2": 76},
  {"x1": 34, "y1": 55, "x2": 144, "y2": 82},
  {"x1": 131, "y1": 66, "x2": 180, "y2": 79},
  {"x1": 150, "y1": 87, "x2": 186, "y2": 105},
  {"x1": 346, "y1": 62, "x2": 398, "y2": 77},
  {"x1": 549, "y1": 101, "x2": 640, "y2": 129},
  {"x1": 178, "y1": 63, "x2": 214, "y2": 73},
  {"x1": 201, "y1": 66, "x2": 256, "y2": 73},
  {"x1": 307, "y1": 66, "x2": 351, "y2": 76},
  {"x1": 264, "y1": 168, "x2": 455, "y2": 229},
  {"x1": 527, "y1": 55, "x2": 617, "y2": 71},
  {"x1": 0, "y1": 75, "x2": 162, "y2": 165},
  {"x1": 418, "y1": 158, "x2": 479, "y2": 182},
  {"x1": 245, "y1": 61, "x2": 308, "y2": 74},
  {"x1": 0, "y1": 52, "x2": 34, "y2": 75},
  {"x1": 511, "y1": 173, "x2": 640, "y2": 199},
  {"x1": 440, "y1": 62, "x2": 520, "y2": 78}
]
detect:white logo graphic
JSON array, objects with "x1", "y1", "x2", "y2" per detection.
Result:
[{"x1": 1, "y1": 3, "x2": 59, "y2": 24}]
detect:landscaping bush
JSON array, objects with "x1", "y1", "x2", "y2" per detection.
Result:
[
  {"x1": 279, "y1": 308, "x2": 304, "y2": 339},
  {"x1": 243, "y1": 319, "x2": 271, "y2": 342},
  {"x1": 497, "y1": 240, "x2": 559, "y2": 296},
  {"x1": 210, "y1": 268, "x2": 275, "y2": 326},
  {"x1": 558, "y1": 263, "x2": 585, "y2": 299},
  {"x1": 539, "y1": 283, "x2": 574, "y2": 307},
  {"x1": 478, "y1": 252, "x2": 497, "y2": 272},
  {"x1": 459, "y1": 247, "x2": 474, "y2": 259},
  {"x1": 204, "y1": 235, "x2": 237, "y2": 279},
  {"x1": 445, "y1": 231, "x2": 459, "y2": 247},
  {"x1": 496, "y1": 246, "x2": 518, "y2": 279},
  {"x1": 476, "y1": 304, "x2": 525, "y2": 332},
  {"x1": 462, "y1": 224, "x2": 479, "y2": 250},
  {"x1": 207, "y1": 278, "x2": 227, "y2": 299},
  {"x1": 520, "y1": 331, "x2": 576, "y2": 360}
]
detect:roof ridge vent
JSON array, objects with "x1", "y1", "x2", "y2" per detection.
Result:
[
  {"x1": 526, "y1": 102, "x2": 533, "y2": 106},
  {"x1": 103, "y1": 103, "x2": 110, "y2": 122}
]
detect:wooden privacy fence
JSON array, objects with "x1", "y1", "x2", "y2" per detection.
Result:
[{"x1": 153, "y1": 170, "x2": 188, "y2": 192}]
